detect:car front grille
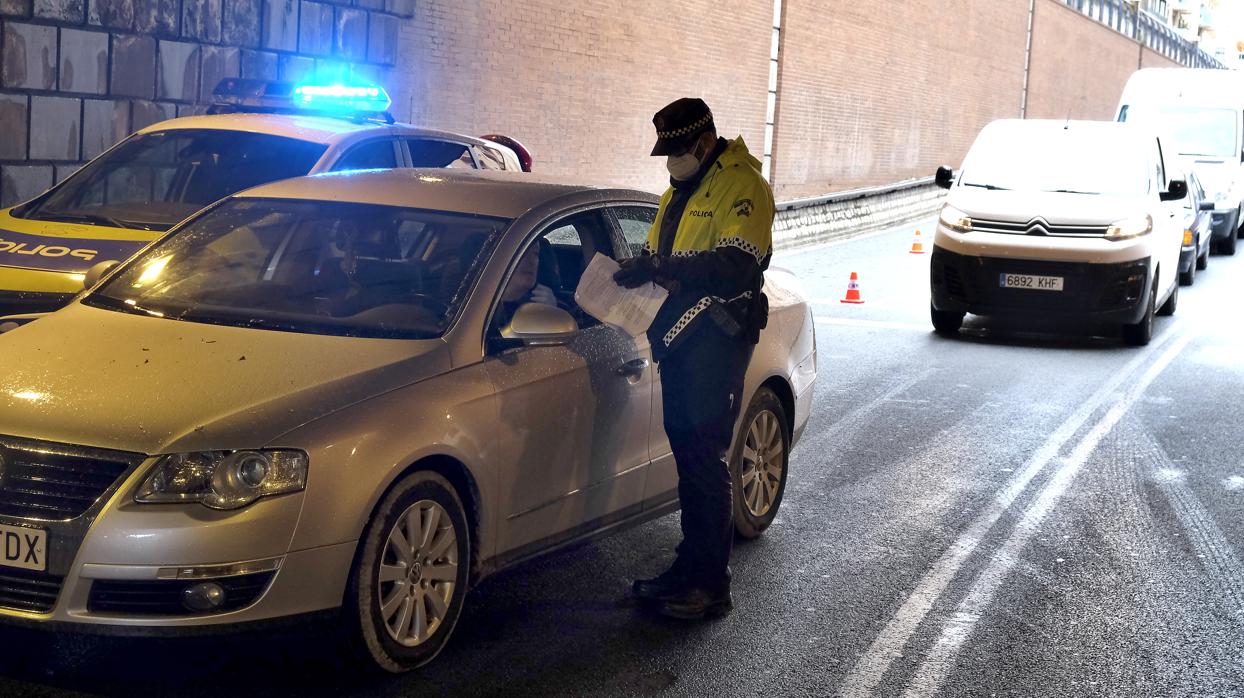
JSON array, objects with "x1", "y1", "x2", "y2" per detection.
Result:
[
  {"x1": 932, "y1": 248, "x2": 1148, "y2": 313},
  {"x1": 0, "y1": 567, "x2": 63, "y2": 613},
  {"x1": 88, "y1": 572, "x2": 277, "y2": 616},
  {"x1": 0, "y1": 437, "x2": 143, "y2": 521},
  {"x1": 971, "y1": 218, "x2": 1110, "y2": 238}
]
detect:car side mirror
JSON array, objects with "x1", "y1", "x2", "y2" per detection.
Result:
[
  {"x1": 0, "y1": 313, "x2": 49, "y2": 333},
  {"x1": 501, "y1": 303, "x2": 577, "y2": 346},
  {"x1": 935, "y1": 166, "x2": 955, "y2": 190},
  {"x1": 82, "y1": 260, "x2": 120, "y2": 290},
  {"x1": 1160, "y1": 179, "x2": 1188, "y2": 202},
  {"x1": 1199, "y1": 201, "x2": 1216, "y2": 212}
]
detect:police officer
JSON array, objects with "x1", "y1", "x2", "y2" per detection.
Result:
[{"x1": 614, "y1": 97, "x2": 773, "y2": 619}]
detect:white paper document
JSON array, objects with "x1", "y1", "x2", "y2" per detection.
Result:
[{"x1": 574, "y1": 253, "x2": 668, "y2": 336}]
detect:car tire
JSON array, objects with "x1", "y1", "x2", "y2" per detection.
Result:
[
  {"x1": 1157, "y1": 279, "x2": 1177, "y2": 317},
  {"x1": 343, "y1": 470, "x2": 471, "y2": 674},
  {"x1": 1122, "y1": 283, "x2": 1155, "y2": 347},
  {"x1": 731, "y1": 387, "x2": 789, "y2": 540},
  {"x1": 1196, "y1": 244, "x2": 1209, "y2": 271},
  {"x1": 1179, "y1": 257, "x2": 1195, "y2": 286},
  {"x1": 1219, "y1": 231, "x2": 1237, "y2": 256},
  {"x1": 930, "y1": 304, "x2": 965, "y2": 335}
]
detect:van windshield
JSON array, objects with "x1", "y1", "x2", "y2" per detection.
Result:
[
  {"x1": 1125, "y1": 107, "x2": 1238, "y2": 158},
  {"x1": 959, "y1": 128, "x2": 1150, "y2": 197}
]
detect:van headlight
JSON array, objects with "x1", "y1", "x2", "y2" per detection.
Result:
[
  {"x1": 135, "y1": 450, "x2": 309, "y2": 510},
  {"x1": 938, "y1": 204, "x2": 972, "y2": 233},
  {"x1": 1105, "y1": 215, "x2": 1153, "y2": 241}
]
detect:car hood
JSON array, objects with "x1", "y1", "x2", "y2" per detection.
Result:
[
  {"x1": 949, "y1": 189, "x2": 1143, "y2": 226},
  {"x1": 1186, "y1": 159, "x2": 1237, "y2": 194},
  {"x1": 0, "y1": 303, "x2": 450, "y2": 455}
]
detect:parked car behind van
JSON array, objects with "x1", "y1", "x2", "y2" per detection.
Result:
[
  {"x1": 931, "y1": 120, "x2": 1192, "y2": 346},
  {"x1": 1116, "y1": 68, "x2": 1244, "y2": 255}
]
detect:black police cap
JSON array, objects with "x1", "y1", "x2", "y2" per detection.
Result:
[{"x1": 650, "y1": 97, "x2": 715, "y2": 156}]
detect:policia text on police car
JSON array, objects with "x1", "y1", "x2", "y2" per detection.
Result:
[{"x1": 614, "y1": 97, "x2": 775, "y2": 620}]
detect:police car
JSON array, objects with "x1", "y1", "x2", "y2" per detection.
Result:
[{"x1": 0, "y1": 79, "x2": 531, "y2": 316}]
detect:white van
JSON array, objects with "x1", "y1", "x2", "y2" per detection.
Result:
[
  {"x1": 931, "y1": 120, "x2": 1193, "y2": 346},
  {"x1": 1116, "y1": 68, "x2": 1244, "y2": 255}
]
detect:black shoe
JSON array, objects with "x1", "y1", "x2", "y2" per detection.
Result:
[
  {"x1": 631, "y1": 568, "x2": 687, "y2": 602},
  {"x1": 657, "y1": 587, "x2": 733, "y2": 620}
]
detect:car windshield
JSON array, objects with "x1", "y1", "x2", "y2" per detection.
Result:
[
  {"x1": 959, "y1": 128, "x2": 1150, "y2": 197},
  {"x1": 85, "y1": 198, "x2": 510, "y2": 339},
  {"x1": 16, "y1": 130, "x2": 328, "y2": 232},
  {"x1": 1125, "y1": 107, "x2": 1238, "y2": 158}
]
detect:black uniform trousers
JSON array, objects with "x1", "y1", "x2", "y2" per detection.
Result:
[{"x1": 658, "y1": 322, "x2": 755, "y2": 594}]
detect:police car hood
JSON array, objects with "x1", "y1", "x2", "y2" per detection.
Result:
[
  {"x1": 0, "y1": 303, "x2": 449, "y2": 455},
  {"x1": 950, "y1": 188, "x2": 1143, "y2": 226}
]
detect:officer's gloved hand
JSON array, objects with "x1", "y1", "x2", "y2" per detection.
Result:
[{"x1": 613, "y1": 255, "x2": 660, "y2": 288}]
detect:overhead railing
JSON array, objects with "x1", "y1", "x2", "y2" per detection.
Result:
[{"x1": 1062, "y1": 0, "x2": 1225, "y2": 69}]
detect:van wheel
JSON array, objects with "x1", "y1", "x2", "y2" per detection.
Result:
[
  {"x1": 343, "y1": 471, "x2": 470, "y2": 673},
  {"x1": 731, "y1": 387, "x2": 789, "y2": 539},
  {"x1": 930, "y1": 304, "x2": 964, "y2": 335},
  {"x1": 1122, "y1": 283, "x2": 1155, "y2": 346},
  {"x1": 1157, "y1": 280, "x2": 1177, "y2": 317}
]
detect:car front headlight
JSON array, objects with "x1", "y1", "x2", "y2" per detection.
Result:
[
  {"x1": 938, "y1": 204, "x2": 972, "y2": 233},
  {"x1": 1105, "y1": 215, "x2": 1153, "y2": 241},
  {"x1": 135, "y1": 450, "x2": 308, "y2": 510}
]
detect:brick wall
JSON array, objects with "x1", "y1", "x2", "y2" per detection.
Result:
[
  {"x1": 1024, "y1": 0, "x2": 1141, "y2": 121},
  {"x1": 0, "y1": 0, "x2": 410, "y2": 205},
  {"x1": 771, "y1": 1, "x2": 1031, "y2": 200},
  {"x1": 389, "y1": 0, "x2": 773, "y2": 195}
]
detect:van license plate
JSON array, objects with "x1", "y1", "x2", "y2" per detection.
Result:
[
  {"x1": 1000, "y1": 273, "x2": 1063, "y2": 291},
  {"x1": 0, "y1": 523, "x2": 46, "y2": 571}
]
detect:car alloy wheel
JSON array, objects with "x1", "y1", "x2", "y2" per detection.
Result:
[
  {"x1": 379, "y1": 500, "x2": 459, "y2": 647},
  {"x1": 345, "y1": 470, "x2": 470, "y2": 673},
  {"x1": 731, "y1": 387, "x2": 790, "y2": 539}
]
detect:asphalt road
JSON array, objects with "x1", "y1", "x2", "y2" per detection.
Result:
[{"x1": 2, "y1": 220, "x2": 1243, "y2": 697}]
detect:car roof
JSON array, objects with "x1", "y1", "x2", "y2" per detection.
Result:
[
  {"x1": 135, "y1": 112, "x2": 496, "y2": 147},
  {"x1": 232, "y1": 168, "x2": 657, "y2": 219}
]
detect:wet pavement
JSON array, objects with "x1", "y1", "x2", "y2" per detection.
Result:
[{"x1": 2, "y1": 220, "x2": 1243, "y2": 696}]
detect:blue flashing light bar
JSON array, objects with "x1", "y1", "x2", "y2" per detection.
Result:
[{"x1": 292, "y1": 83, "x2": 392, "y2": 115}]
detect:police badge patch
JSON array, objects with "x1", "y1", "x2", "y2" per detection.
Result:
[{"x1": 733, "y1": 198, "x2": 754, "y2": 217}]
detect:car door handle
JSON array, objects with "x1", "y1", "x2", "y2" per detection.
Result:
[{"x1": 615, "y1": 358, "x2": 649, "y2": 378}]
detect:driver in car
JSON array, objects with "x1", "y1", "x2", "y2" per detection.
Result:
[{"x1": 493, "y1": 243, "x2": 562, "y2": 334}]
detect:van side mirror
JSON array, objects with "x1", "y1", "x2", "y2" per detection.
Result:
[
  {"x1": 1199, "y1": 201, "x2": 1216, "y2": 212},
  {"x1": 501, "y1": 303, "x2": 577, "y2": 346},
  {"x1": 82, "y1": 260, "x2": 119, "y2": 290},
  {"x1": 935, "y1": 166, "x2": 955, "y2": 190},
  {"x1": 1160, "y1": 179, "x2": 1188, "y2": 202}
]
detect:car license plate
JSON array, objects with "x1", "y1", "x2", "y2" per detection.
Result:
[
  {"x1": 999, "y1": 273, "x2": 1063, "y2": 291},
  {"x1": 0, "y1": 523, "x2": 46, "y2": 571}
]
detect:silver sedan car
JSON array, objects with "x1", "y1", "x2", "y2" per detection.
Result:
[{"x1": 0, "y1": 169, "x2": 817, "y2": 672}]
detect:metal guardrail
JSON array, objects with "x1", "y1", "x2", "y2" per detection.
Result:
[
  {"x1": 777, "y1": 176, "x2": 935, "y2": 212},
  {"x1": 1062, "y1": 0, "x2": 1225, "y2": 69}
]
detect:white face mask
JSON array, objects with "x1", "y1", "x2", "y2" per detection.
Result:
[{"x1": 665, "y1": 151, "x2": 701, "y2": 181}]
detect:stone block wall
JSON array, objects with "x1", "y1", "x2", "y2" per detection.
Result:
[{"x1": 0, "y1": 0, "x2": 410, "y2": 206}]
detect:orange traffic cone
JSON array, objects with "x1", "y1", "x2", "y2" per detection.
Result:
[
  {"x1": 840, "y1": 272, "x2": 865, "y2": 304},
  {"x1": 909, "y1": 229, "x2": 926, "y2": 254}
]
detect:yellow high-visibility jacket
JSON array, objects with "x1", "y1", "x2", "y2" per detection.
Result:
[{"x1": 644, "y1": 136, "x2": 775, "y2": 355}]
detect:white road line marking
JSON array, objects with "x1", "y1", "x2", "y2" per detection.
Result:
[
  {"x1": 814, "y1": 316, "x2": 929, "y2": 333},
  {"x1": 835, "y1": 324, "x2": 1187, "y2": 698},
  {"x1": 898, "y1": 332, "x2": 1193, "y2": 697}
]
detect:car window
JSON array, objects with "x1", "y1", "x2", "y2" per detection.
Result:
[
  {"x1": 473, "y1": 145, "x2": 508, "y2": 171},
  {"x1": 609, "y1": 206, "x2": 656, "y2": 257},
  {"x1": 16, "y1": 130, "x2": 327, "y2": 231},
  {"x1": 406, "y1": 139, "x2": 476, "y2": 169},
  {"x1": 86, "y1": 198, "x2": 510, "y2": 340},
  {"x1": 332, "y1": 139, "x2": 398, "y2": 172},
  {"x1": 488, "y1": 210, "x2": 613, "y2": 347}
]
